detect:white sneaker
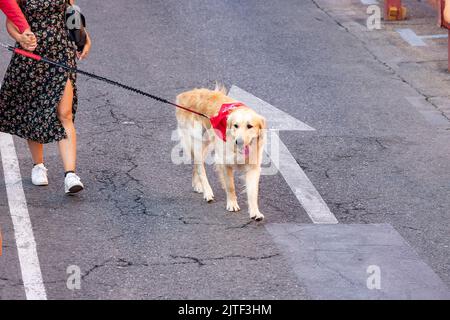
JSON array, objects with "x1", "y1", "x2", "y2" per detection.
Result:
[
  {"x1": 31, "y1": 164, "x2": 48, "y2": 186},
  {"x1": 64, "y1": 172, "x2": 84, "y2": 195}
]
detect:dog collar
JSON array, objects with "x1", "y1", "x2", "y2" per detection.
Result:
[{"x1": 210, "y1": 102, "x2": 246, "y2": 141}]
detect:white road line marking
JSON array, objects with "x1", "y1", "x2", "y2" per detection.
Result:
[
  {"x1": 396, "y1": 28, "x2": 447, "y2": 46},
  {"x1": 360, "y1": 0, "x2": 379, "y2": 5},
  {"x1": 421, "y1": 34, "x2": 448, "y2": 40},
  {"x1": 269, "y1": 131, "x2": 338, "y2": 224},
  {"x1": 396, "y1": 29, "x2": 427, "y2": 46},
  {"x1": 0, "y1": 133, "x2": 47, "y2": 300},
  {"x1": 229, "y1": 86, "x2": 315, "y2": 132},
  {"x1": 229, "y1": 86, "x2": 338, "y2": 224},
  {"x1": 267, "y1": 223, "x2": 450, "y2": 299}
]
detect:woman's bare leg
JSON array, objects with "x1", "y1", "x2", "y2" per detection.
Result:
[
  {"x1": 57, "y1": 79, "x2": 76, "y2": 172},
  {"x1": 27, "y1": 140, "x2": 44, "y2": 164}
]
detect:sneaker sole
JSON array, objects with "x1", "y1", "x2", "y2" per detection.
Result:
[
  {"x1": 66, "y1": 185, "x2": 84, "y2": 195},
  {"x1": 32, "y1": 181, "x2": 49, "y2": 186}
]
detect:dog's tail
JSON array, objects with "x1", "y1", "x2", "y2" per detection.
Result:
[{"x1": 214, "y1": 82, "x2": 227, "y2": 95}]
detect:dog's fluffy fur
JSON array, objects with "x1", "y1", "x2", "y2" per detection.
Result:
[{"x1": 176, "y1": 85, "x2": 267, "y2": 220}]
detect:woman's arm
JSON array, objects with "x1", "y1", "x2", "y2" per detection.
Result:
[
  {"x1": 69, "y1": 0, "x2": 92, "y2": 60},
  {"x1": 6, "y1": 18, "x2": 36, "y2": 51},
  {"x1": 77, "y1": 31, "x2": 91, "y2": 60},
  {"x1": 2, "y1": 0, "x2": 36, "y2": 51},
  {"x1": 445, "y1": 0, "x2": 450, "y2": 23},
  {"x1": 0, "y1": 0, "x2": 29, "y2": 33}
]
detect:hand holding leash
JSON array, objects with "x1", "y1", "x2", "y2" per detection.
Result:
[{"x1": 20, "y1": 28, "x2": 37, "y2": 51}]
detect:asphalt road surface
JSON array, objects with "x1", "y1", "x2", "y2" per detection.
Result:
[{"x1": 0, "y1": 0, "x2": 449, "y2": 299}]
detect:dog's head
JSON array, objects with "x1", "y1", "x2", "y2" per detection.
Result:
[{"x1": 226, "y1": 107, "x2": 266, "y2": 156}]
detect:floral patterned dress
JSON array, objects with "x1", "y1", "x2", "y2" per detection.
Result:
[{"x1": 0, "y1": 0, "x2": 77, "y2": 144}]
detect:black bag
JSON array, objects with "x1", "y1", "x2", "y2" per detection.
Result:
[{"x1": 65, "y1": 0, "x2": 87, "y2": 52}]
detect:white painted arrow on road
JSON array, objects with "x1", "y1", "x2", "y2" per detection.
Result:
[{"x1": 229, "y1": 85, "x2": 338, "y2": 224}]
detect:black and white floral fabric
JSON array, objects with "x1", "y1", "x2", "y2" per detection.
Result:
[{"x1": 0, "y1": 0, "x2": 78, "y2": 144}]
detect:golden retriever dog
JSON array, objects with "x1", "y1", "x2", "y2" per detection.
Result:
[{"x1": 175, "y1": 85, "x2": 267, "y2": 221}]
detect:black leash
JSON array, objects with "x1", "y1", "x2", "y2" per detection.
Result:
[{"x1": 0, "y1": 42, "x2": 210, "y2": 119}]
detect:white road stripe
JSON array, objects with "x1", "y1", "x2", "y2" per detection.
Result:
[
  {"x1": 268, "y1": 131, "x2": 338, "y2": 224},
  {"x1": 229, "y1": 86, "x2": 315, "y2": 132},
  {"x1": 396, "y1": 29, "x2": 447, "y2": 46},
  {"x1": 396, "y1": 29, "x2": 427, "y2": 47},
  {"x1": 0, "y1": 133, "x2": 47, "y2": 300},
  {"x1": 421, "y1": 34, "x2": 448, "y2": 40},
  {"x1": 229, "y1": 86, "x2": 338, "y2": 224},
  {"x1": 360, "y1": 0, "x2": 379, "y2": 5}
]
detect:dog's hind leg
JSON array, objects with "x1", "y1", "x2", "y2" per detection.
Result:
[
  {"x1": 245, "y1": 167, "x2": 264, "y2": 221},
  {"x1": 177, "y1": 124, "x2": 203, "y2": 193},
  {"x1": 193, "y1": 137, "x2": 214, "y2": 202}
]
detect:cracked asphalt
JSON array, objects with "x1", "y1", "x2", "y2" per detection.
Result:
[{"x1": 0, "y1": 0, "x2": 449, "y2": 299}]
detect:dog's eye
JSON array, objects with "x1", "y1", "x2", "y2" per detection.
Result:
[
  {"x1": 247, "y1": 124, "x2": 253, "y2": 129},
  {"x1": 234, "y1": 124, "x2": 239, "y2": 128}
]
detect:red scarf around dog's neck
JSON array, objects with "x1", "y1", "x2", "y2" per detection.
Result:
[{"x1": 210, "y1": 102, "x2": 246, "y2": 141}]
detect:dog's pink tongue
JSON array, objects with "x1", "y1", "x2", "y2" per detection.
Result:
[{"x1": 244, "y1": 146, "x2": 250, "y2": 157}]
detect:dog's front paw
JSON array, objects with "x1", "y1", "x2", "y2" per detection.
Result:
[
  {"x1": 192, "y1": 182, "x2": 203, "y2": 194},
  {"x1": 250, "y1": 210, "x2": 265, "y2": 221},
  {"x1": 203, "y1": 188, "x2": 214, "y2": 202},
  {"x1": 226, "y1": 200, "x2": 240, "y2": 212}
]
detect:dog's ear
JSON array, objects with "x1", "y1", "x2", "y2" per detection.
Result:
[
  {"x1": 256, "y1": 115, "x2": 267, "y2": 152},
  {"x1": 256, "y1": 115, "x2": 267, "y2": 132},
  {"x1": 214, "y1": 82, "x2": 228, "y2": 94},
  {"x1": 256, "y1": 115, "x2": 267, "y2": 157}
]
